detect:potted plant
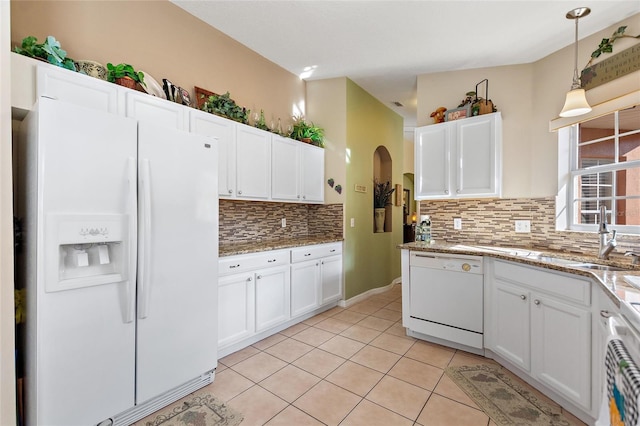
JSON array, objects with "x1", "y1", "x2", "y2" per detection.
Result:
[
  {"x1": 373, "y1": 179, "x2": 395, "y2": 232},
  {"x1": 13, "y1": 35, "x2": 76, "y2": 70},
  {"x1": 106, "y1": 63, "x2": 146, "y2": 90},
  {"x1": 290, "y1": 115, "x2": 325, "y2": 147},
  {"x1": 200, "y1": 92, "x2": 248, "y2": 124}
]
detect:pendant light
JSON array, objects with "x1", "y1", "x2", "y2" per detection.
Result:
[{"x1": 559, "y1": 7, "x2": 592, "y2": 118}]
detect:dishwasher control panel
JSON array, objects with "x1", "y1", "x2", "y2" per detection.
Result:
[{"x1": 410, "y1": 252, "x2": 483, "y2": 274}]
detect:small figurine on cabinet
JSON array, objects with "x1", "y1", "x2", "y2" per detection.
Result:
[{"x1": 429, "y1": 107, "x2": 447, "y2": 123}]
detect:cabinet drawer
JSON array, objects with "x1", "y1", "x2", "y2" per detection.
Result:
[
  {"x1": 291, "y1": 243, "x2": 342, "y2": 263},
  {"x1": 219, "y1": 250, "x2": 289, "y2": 276},
  {"x1": 493, "y1": 260, "x2": 591, "y2": 305}
]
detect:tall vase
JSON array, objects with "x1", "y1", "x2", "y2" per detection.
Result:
[{"x1": 374, "y1": 208, "x2": 386, "y2": 233}]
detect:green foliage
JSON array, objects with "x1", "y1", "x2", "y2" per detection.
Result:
[
  {"x1": 13, "y1": 35, "x2": 75, "y2": 70},
  {"x1": 106, "y1": 63, "x2": 146, "y2": 87},
  {"x1": 200, "y1": 92, "x2": 248, "y2": 124},
  {"x1": 290, "y1": 115, "x2": 325, "y2": 147},
  {"x1": 373, "y1": 179, "x2": 395, "y2": 208},
  {"x1": 585, "y1": 26, "x2": 640, "y2": 68}
]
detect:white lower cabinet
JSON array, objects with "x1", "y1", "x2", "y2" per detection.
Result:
[
  {"x1": 291, "y1": 260, "x2": 321, "y2": 317},
  {"x1": 218, "y1": 243, "x2": 342, "y2": 356},
  {"x1": 255, "y1": 265, "x2": 290, "y2": 332},
  {"x1": 218, "y1": 272, "x2": 255, "y2": 348},
  {"x1": 486, "y1": 259, "x2": 592, "y2": 411}
]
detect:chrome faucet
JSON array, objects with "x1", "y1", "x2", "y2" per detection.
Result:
[
  {"x1": 625, "y1": 251, "x2": 640, "y2": 265},
  {"x1": 598, "y1": 205, "x2": 617, "y2": 259}
]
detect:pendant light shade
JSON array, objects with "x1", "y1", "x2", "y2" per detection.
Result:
[
  {"x1": 559, "y1": 7, "x2": 592, "y2": 118},
  {"x1": 560, "y1": 88, "x2": 591, "y2": 117}
]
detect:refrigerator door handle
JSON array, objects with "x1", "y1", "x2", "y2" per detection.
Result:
[
  {"x1": 125, "y1": 157, "x2": 137, "y2": 323},
  {"x1": 138, "y1": 159, "x2": 152, "y2": 319}
]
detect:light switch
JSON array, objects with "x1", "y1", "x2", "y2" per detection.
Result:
[
  {"x1": 454, "y1": 218, "x2": 462, "y2": 230},
  {"x1": 515, "y1": 220, "x2": 531, "y2": 233},
  {"x1": 350, "y1": 218, "x2": 355, "y2": 227}
]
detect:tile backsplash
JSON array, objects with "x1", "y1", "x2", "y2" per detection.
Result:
[
  {"x1": 419, "y1": 197, "x2": 639, "y2": 259},
  {"x1": 219, "y1": 200, "x2": 343, "y2": 243}
]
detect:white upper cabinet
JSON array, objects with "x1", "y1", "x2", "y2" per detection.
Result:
[
  {"x1": 190, "y1": 109, "x2": 237, "y2": 198},
  {"x1": 300, "y1": 144, "x2": 325, "y2": 203},
  {"x1": 125, "y1": 91, "x2": 188, "y2": 131},
  {"x1": 236, "y1": 124, "x2": 271, "y2": 200},
  {"x1": 271, "y1": 138, "x2": 325, "y2": 203},
  {"x1": 415, "y1": 112, "x2": 501, "y2": 199},
  {"x1": 36, "y1": 64, "x2": 121, "y2": 114},
  {"x1": 271, "y1": 136, "x2": 301, "y2": 201}
]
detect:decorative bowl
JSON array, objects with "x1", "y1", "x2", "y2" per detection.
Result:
[{"x1": 75, "y1": 60, "x2": 107, "y2": 80}]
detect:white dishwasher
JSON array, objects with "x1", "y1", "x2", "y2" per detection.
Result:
[{"x1": 407, "y1": 251, "x2": 484, "y2": 351}]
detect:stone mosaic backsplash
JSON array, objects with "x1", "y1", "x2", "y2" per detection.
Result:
[
  {"x1": 219, "y1": 200, "x2": 343, "y2": 243},
  {"x1": 418, "y1": 197, "x2": 640, "y2": 260}
]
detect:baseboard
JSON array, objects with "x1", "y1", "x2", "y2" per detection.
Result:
[{"x1": 338, "y1": 277, "x2": 401, "y2": 308}]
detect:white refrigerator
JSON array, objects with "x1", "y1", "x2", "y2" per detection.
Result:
[{"x1": 19, "y1": 97, "x2": 219, "y2": 426}]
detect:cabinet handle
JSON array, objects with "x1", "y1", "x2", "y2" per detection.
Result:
[
  {"x1": 316, "y1": 263, "x2": 319, "y2": 266},
  {"x1": 229, "y1": 264, "x2": 241, "y2": 269},
  {"x1": 321, "y1": 261, "x2": 324, "y2": 265},
  {"x1": 297, "y1": 195, "x2": 300, "y2": 199},
  {"x1": 415, "y1": 254, "x2": 436, "y2": 258},
  {"x1": 444, "y1": 189, "x2": 449, "y2": 194},
  {"x1": 330, "y1": 249, "x2": 336, "y2": 252},
  {"x1": 600, "y1": 310, "x2": 612, "y2": 318},
  {"x1": 257, "y1": 275, "x2": 262, "y2": 279},
  {"x1": 247, "y1": 277, "x2": 252, "y2": 281},
  {"x1": 456, "y1": 189, "x2": 461, "y2": 193},
  {"x1": 267, "y1": 259, "x2": 277, "y2": 263},
  {"x1": 520, "y1": 295, "x2": 526, "y2": 300},
  {"x1": 228, "y1": 189, "x2": 233, "y2": 194},
  {"x1": 304, "y1": 253, "x2": 312, "y2": 257},
  {"x1": 238, "y1": 190, "x2": 242, "y2": 195},
  {"x1": 303, "y1": 195, "x2": 306, "y2": 200},
  {"x1": 534, "y1": 299, "x2": 540, "y2": 305}
]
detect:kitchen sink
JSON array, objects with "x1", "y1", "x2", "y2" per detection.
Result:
[{"x1": 568, "y1": 263, "x2": 628, "y2": 272}]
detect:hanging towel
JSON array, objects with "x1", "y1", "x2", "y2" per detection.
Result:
[{"x1": 605, "y1": 337, "x2": 640, "y2": 426}]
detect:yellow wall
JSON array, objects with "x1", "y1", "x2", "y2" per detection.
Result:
[
  {"x1": 307, "y1": 78, "x2": 403, "y2": 300},
  {"x1": 10, "y1": 0, "x2": 305, "y2": 125},
  {"x1": 416, "y1": 13, "x2": 640, "y2": 198},
  {"x1": 345, "y1": 79, "x2": 403, "y2": 299}
]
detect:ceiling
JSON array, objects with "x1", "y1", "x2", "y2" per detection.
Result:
[{"x1": 172, "y1": 1, "x2": 640, "y2": 131}]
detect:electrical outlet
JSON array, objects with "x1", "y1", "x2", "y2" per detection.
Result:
[
  {"x1": 454, "y1": 218, "x2": 462, "y2": 230},
  {"x1": 350, "y1": 218, "x2": 355, "y2": 227},
  {"x1": 281, "y1": 218, "x2": 286, "y2": 228},
  {"x1": 515, "y1": 220, "x2": 531, "y2": 233}
]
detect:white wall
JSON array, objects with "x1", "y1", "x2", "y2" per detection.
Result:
[{"x1": 0, "y1": 0, "x2": 17, "y2": 424}]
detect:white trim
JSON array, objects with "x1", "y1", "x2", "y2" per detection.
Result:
[
  {"x1": 0, "y1": 1, "x2": 17, "y2": 424},
  {"x1": 338, "y1": 277, "x2": 401, "y2": 308}
]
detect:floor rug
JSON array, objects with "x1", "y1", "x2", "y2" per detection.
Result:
[
  {"x1": 445, "y1": 364, "x2": 575, "y2": 425},
  {"x1": 143, "y1": 393, "x2": 243, "y2": 426}
]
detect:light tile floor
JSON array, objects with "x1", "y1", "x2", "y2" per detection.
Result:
[{"x1": 141, "y1": 284, "x2": 588, "y2": 426}]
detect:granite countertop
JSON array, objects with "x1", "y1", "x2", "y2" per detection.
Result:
[
  {"x1": 220, "y1": 236, "x2": 344, "y2": 257},
  {"x1": 398, "y1": 241, "x2": 640, "y2": 309}
]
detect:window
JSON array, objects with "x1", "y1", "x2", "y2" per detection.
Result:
[{"x1": 567, "y1": 106, "x2": 640, "y2": 233}]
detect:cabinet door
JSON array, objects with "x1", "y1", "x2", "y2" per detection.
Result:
[
  {"x1": 236, "y1": 125, "x2": 271, "y2": 200},
  {"x1": 290, "y1": 260, "x2": 320, "y2": 317},
  {"x1": 37, "y1": 64, "x2": 121, "y2": 114},
  {"x1": 456, "y1": 114, "x2": 500, "y2": 197},
  {"x1": 125, "y1": 92, "x2": 187, "y2": 130},
  {"x1": 300, "y1": 143, "x2": 325, "y2": 203},
  {"x1": 255, "y1": 265, "x2": 290, "y2": 332},
  {"x1": 190, "y1": 110, "x2": 236, "y2": 197},
  {"x1": 531, "y1": 294, "x2": 591, "y2": 409},
  {"x1": 271, "y1": 136, "x2": 300, "y2": 201},
  {"x1": 490, "y1": 279, "x2": 531, "y2": 371},
  {"x1": 218, "y1": 272, "x2": 255, "y2": 348},
  {"x1": 415, "y1": 123, "x2": 451, "y2": 199},
  {"x1": 320, "y1": 255, "x2": 342, "y2": 304}
]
